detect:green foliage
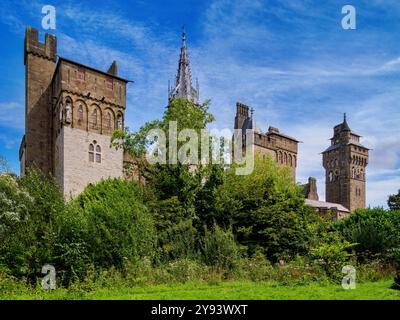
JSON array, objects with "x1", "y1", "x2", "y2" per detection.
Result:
[
  {"x1": 0, "y1": 175, "x2": 32, "y2": 240},
  {"x1": 73, "y1": 179, "x2": 157, "y2": 270},
  {"x1": 309, "y1": 232, "x2": 355, "y2": 280},
  {"x1": 388, "y1": 189, "x2": 400, "y2": 211},
  {"x1": 214, "y1": 155, "x2": 318, "y2": 262},
  {"x1": 200, "y1": 224, "x2": 242, "y2": 271},
  {"x1": 0, "y1": 170, "x2": 64, "y2": 280},
  {"x1": 334, "y1": 208, "x2": 400, "y2": 258}
]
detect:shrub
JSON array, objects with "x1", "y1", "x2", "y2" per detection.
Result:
[
  {"x1": 214, "y1": 155, "x2": 318, "y2": 262},
  {"x1": 0, "y1": 170, "x2": 65, "y2": 280},
  {"x1": 200, "y1": 224, "x2": 242, "y2": 271},
  {"x1": 334, "y1": 208, "x2": 400, "y2": 259},
  {"x1": 73, "y1": 179, "x2": 157, "y2": 270},
  {"x1": 309, "y1": 232, "x2": 355, "y2": 280}
]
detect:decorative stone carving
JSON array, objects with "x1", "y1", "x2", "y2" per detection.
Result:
[{"x1": 65, "y1": 102, "x2": 72, "y2": 124}]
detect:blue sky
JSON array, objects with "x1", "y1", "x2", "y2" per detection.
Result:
[{"x1": 0, "y1": 0, "x2": 399, "y2": 207}]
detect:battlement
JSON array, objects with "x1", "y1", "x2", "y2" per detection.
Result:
[
  {"x1": 236, "y1": 102, "x2": 250, "y2": 118},
  {"x1": 24, "y1": 26, "x2": 57, "y2": 64}
]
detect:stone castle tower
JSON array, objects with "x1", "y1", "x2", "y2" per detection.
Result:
[
  {"x1": 21, "y1": 27, "x2": 57, "y2": 174},
  {"x1": 234, "y1": 102, "x2": 298, "y2": 180},
  {"x1": 168, "y1": 29, "x2": 199, "y2": 103},
  {"x1": 20, "y1": 27, "x2": 129, "y2": 197},
  {"x1": 322, "y1": 114, "x2": 369, "y2": 212}
]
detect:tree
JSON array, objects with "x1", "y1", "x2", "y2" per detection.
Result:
[
  {"x1": 388, "y1": 190, "x2": 400, "y2": 211},
  {"x1": 111, "y1": 98, "x2": 220, "y2": 261},
  {"x1": 334, "y1": 208, "x2": 400, "y2": 259},
  {"x1": 0, "y1": 169, "x2": 65, "y2": 280},
  {"x1": 73, "y1": 178, "x2": 157, "y2": 270},
  {"x1": 214, "y1": 155, "x2": 318, "y2": 262}
]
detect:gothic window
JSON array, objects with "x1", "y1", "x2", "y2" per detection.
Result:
[
  {"x1": 116, "y1": 114, "x2": 123, "y2": 129},
  {"x1": 351, "y1": 167, "x2": 355, "y2": 178},
  {"x1": 278, "y1": 151, "x2": 282, "y2": 163},
  {"x1": 284, "y1": 153, "x2": 288, "y2": 165},
  {"x1": 95, "y1": 145, "x2": 101, "y2": 163},
  {"x1": 78, "y1": 105, "x2": 83, "y2": 123},
  {"x1": 329, "y1": 171, "x2": 333, "y2": 182},
  {"x1": 93, "y1": 109, "x2": 98, "y2": 126},
  {"x1": 107, "y1": 112, "x2": 112, "y2": 128},
  {"x1": 289, "y1": 154, "x2": 292, "y2": 167},
  {"x1": 89, "y1": 144, "x2": 94, "y2": 162},
  {"x1": 293, "y1": 155, "x2": 296, "y2": 167}
]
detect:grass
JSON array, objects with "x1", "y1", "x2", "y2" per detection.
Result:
[{"x1": 1, "y1": 280, "x2": 400, "y2": 300}]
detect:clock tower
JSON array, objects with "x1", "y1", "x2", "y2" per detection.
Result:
[{"x1": 322, "y1": 114, "x2": 369, "y2": 212}]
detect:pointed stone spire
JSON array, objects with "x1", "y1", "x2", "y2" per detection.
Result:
[
  {"x1": 107, "y1": 60, "x2": 118, "y2": 76},
  {"x1": 169, "y1": 27, "x2": 199, "y2": 103},
  {"x1": 342, "y1": 113, "x2": 351, "y2": 131}
]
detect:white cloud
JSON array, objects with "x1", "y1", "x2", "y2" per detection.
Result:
[{"x1": 0, "y1": 102, "x2": 24, "y2": 131}]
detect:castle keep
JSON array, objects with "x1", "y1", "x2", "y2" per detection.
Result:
[{"x1": 20, "y1": 27, "x2": 128, "y2": 197}]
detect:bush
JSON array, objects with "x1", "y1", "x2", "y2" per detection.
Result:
[
  {"x1": 73, "y1": 179, "x2": 157, "y2": 270},
  {"x1": 200, "y1": 224, "x2": 242, "y2": 271},
  {"x1": 214, "y1": 155, "x2": 319, "y2": 262},
  {"x1": 0, "y1": 170, "x2": 65, "y2": 281},
  {"x1": 334, "y1": 208, "x2": 400, "y2": 259},
  {"x1": 309, "y1": 232, "x2": 355, "y2": 280}
]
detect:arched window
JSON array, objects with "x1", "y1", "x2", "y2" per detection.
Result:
[
  {"x1": 351, "y1": 167, "x2": 355, "y2": 178},
  {"x1": 329, "y1": 171, "x2": 333, "y2": 182},
  {"x1": 95, "y1": 145, "x2": 101, "y2": 163},
  {"x1": 78, "y1": 105, "x2": 83, "y2": 122},
  {"x1": 116, "y1": 114, "x2": 123, "y2": 129},
  {"x1": 284, "y1": 153, "x2": 288, "y2": 164},
  {"x1": 89, "y1": 144, "x2": 94, "y2": 162},
  {"x1": 278, "y1": 151, "x2": 282, "y2": 163},
  {"x1": 93, "y1": 109, "x2": 98, "y2": 126},
  {"x1": 289, "y1": 154, "x2": 292, "y2": 166},
  {"x1": 107, "y1": 112, "x2": 112, "y2": 128},
  {"x1": 293, "y1": 155, "x2": 296, "y2": 167}
]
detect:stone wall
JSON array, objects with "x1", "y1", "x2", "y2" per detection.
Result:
[
  {"x1": 23, "y1": 27, "x2": 56, "y2": 175},
  {"x1": 57, "y1": 126, "x2": 123, "y2": 198}
]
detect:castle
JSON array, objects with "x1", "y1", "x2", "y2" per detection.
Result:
[{"x1": 19, "y1": 27, "x2": 369, "y2": 216}]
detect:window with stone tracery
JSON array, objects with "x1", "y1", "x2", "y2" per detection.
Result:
[{"x1": 89, "y1": 144, "x2": 94, "y2": 162}]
